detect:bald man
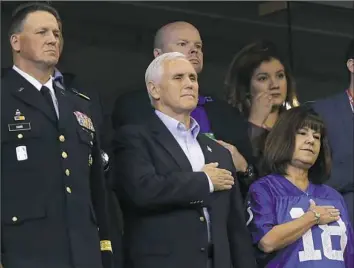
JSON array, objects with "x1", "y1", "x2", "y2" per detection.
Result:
[
  {"x1": 153, "y1": 22, "x2": 204, "y2": 74},
  {"x1": 111, "y1": 21, "x2": 256, "y2": 188}
]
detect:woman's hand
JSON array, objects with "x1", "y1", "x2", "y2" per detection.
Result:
[
  {"x1": 248, "y1": 91, "x2": 273, "y2": 127},
  {"x1": 216, "y1": 140, "x2": 248, "y2": 172},
  {"x1": 308, "y1": 199, "x2": 341, "y2": 225}
]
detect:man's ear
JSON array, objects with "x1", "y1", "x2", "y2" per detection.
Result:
[
  {"x1": 10, "y1": 33, "x2": 21, "y2": 52},
  {"x1": 347, "y1": 59, "x2": 354, "y2": 74},
  {"x1": 147, "y1": 81, "x2": 161, "y2": 101},
  {"x1": 153, "y1": 48, "x2": 162, "y2": 58}
]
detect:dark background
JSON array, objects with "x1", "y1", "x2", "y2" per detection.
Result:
[{"x1": 1, "y1": 1, "x2": 354, "y2": 124}]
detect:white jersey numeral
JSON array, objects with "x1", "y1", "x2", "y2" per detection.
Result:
[{"x1": 290, "y1": 207, "x2": 347, "y2": 262}]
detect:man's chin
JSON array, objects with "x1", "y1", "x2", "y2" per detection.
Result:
[
  {"x1": 185, "y1": 104, "x2": 198, "y2": 113},
  {"x1": 192, "y1": 63, "x2": 203, "y2": 74},
  {"x1": 41, "y1": 58, "x2": 59, "y2": 67}
]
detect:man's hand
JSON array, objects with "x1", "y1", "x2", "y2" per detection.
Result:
[
  {"x1": 216, "y1": 140, "x2": 248, "y2": 172},
  {"x1": 202, "y1": 162, "x2": 234, "y2": 191}
]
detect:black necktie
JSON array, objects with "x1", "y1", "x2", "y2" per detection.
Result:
[{"x1": 41, "y1": 85, "x2": 57, "y2": 119}]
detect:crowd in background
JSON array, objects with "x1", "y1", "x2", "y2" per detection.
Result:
[{"x1": 1, "y1": 2, "x2": 354, "y2": 268}]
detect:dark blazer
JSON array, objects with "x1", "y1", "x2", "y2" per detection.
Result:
[
  {"x1": 311, "y1": 92, "x2": 354, "y2": 225},
  {"x1": 111, "y1": 113, "x2": 257, "y2": 268},
  {"x1": 112, "y1": 89, "x2": 254, "y2": 167},
  {"x1": 1, "y1": 69, "x2": 113, "y2": 268}
]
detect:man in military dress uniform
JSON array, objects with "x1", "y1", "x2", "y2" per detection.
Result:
[{"x1": 1, "y1": 3, "x2": 114, "y2": 268}]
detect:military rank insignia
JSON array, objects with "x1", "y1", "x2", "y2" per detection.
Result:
[{"x1": 73, "y1": 111, "x2": 95, "y2": 132}]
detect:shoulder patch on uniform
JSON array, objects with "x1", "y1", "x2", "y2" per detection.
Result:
[{"x1": 70, "y1": 88, "x2": 91, "y2": 101}]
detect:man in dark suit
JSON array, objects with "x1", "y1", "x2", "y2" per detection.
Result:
[
  {"x1": 311, "y1": 39, "x2": 354, "y2": 226},
  {"x1": 111, "y1": 52, "x2": 257, "y2": 268},
  {"x1": 112, "y1": 21, "x2": 255, "y2": 179},
  {"x1": 1, "y1": 3, "x2": 114, "y2": 268}
]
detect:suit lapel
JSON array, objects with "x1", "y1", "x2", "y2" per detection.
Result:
[
  {"x1": 197, "y1": 134, "x2": 213, "y2": 164},
  {"x1": 149, "y1": 114, "x2": 193, "y2": 171},
  {"x1": 336, "y1": 92, "x2": 353, "y2": 133},
  {"x1": 8, "y1": 69, "x2": 57, "y2": 125},
  {"x1": 197, "y1": 134, "x2": 225, "y2": 202}
]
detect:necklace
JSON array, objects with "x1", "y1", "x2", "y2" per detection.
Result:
[{"x1": 346, "y1": 89, "x2": 353, "y2": 113}]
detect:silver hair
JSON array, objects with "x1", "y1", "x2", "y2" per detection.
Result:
[{"x1": 145, "y1": 52, "x2": 187, "y2": 104}]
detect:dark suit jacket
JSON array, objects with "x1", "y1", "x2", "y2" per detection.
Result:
[
  {"x1": 112, "y1": 89, "x2": 254, "y2": 170},
  {"x1": 1, "y1": 69, "x2": 113, "y2": 268},
  {"x1": 311, "y1": 92, "x2": 354, "y2": 225},
  {"x1": 111, "y1": 113, "x2": 257, "y2": 268}
]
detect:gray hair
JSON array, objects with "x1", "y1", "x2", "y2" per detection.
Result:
[{"x1": 145, "y1": 52, "x2": 187, "y2": 103}]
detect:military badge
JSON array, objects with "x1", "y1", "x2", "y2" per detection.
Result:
[
  {"x1": 73, "y1": 111, "x2": 95, "y2": 132},
  {"x1": 88, "y1": 154, "x2": 93, "y2": 166},
  {"x1": 14, "y1": 109, "x2": 25, "y2": 121}
]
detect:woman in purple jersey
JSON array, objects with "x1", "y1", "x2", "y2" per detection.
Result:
[{"x1": 246, "y1": 106, "x2": 354, "y2": 268}]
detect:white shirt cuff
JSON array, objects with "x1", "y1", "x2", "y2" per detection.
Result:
[{"x1": 204, "y1": 172, "x2": 214, "y2": 193}]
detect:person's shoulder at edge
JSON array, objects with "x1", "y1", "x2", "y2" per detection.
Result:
[
  {"x1": 312, "y1": 183, "x2": 344, "y2": 200},
  {"x1": 114, "y1": 89, "x2": 149, "y2": 103},
  {"x1": 113, "y1": 119, "x2": 147, "y2": 139},
  {"x1": 305, "y1": 91, "x2": 346, "y2": 107},
  {"x1": 205, "y1": 94, "x2": 245, "y2": 118},
  {"x1": 248, "y1": 174, "x2": 279, "y2": 192},
  {"x1": 1, "y1": 67, "x2": 11, "y2": 78},
  {"x1": 62, "y1": 73, "x2": 100, "y2": 100}
]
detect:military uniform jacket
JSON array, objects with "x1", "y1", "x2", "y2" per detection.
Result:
[{"x1": 1, "y1": 69, "x2": 113, "y2": 268}]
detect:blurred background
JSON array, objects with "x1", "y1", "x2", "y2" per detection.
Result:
[{"x1": 1, "y1": 1, "x2": 354, "y2": 120}]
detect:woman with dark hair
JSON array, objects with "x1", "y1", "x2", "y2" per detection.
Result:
[
  {"x1": 246, "y1": 106, "x2": 354, "y2": 268},
  {"x1": 223, "y1": 40, "x2": 299, "y2": 159}
]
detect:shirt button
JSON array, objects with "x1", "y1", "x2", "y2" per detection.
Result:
[
  {"x1": 65, "y1": 169, "x2": 70, "y2": 176},
  {"x1": 59, "y1": 135, "x2": 65, "y2": 142},
  {"x1": 66, "y1": 187, "x2": 72, "y2": 194},
  {"x1": 17, "y1": 133, "x2": 23, "y2": 139},
  {"x1": 200, "y1": 216, "x2": 205, "y2": 222},
  {"x1": 62, "y1": 151, "x2": 68, "y2": 159},
  {"x1": 12, "y1": 216, "x2": 18, "y2": 222}
]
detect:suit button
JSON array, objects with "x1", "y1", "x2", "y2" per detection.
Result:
[
  {"x1": 200, "y1": 247, "x2": 206, "y2": 252},
  {"x1": 65, "y1": 169, "x2": 70, "y2": 176},
  {"x1": 62, "y1": 151, "x2": 68, "y2": 159},
  {"x1": 66, "y1": 187, "x2": 72, "y2": 194},
  {"x1": 59, "y1": 135, "x2": 65, "y2": 142},
  {"x1": 17, "y1": 134, "x2": 23, "y2": 139},
  {"x1": 12, "y1": 216, "x2": 18, "y2": 222},
  {"x1": 200, "y1": 216, "x2": 205, "y2": 222}
]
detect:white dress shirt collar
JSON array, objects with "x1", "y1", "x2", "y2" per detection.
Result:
[{"x1": 12, "y1": 65, "x2": 54, "y2": 93}]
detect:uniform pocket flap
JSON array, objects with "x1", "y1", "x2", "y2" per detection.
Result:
[
  {"x1": 77, "y1": 127, "x2": 94, "y2": 146},
  {"x1": 2, "y1": 204, "x2": 47, "y2": 225}
]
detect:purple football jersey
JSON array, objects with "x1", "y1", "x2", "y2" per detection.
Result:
[{"x1": 246, "y1": 174, "x2": 354, "y2": 268}]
